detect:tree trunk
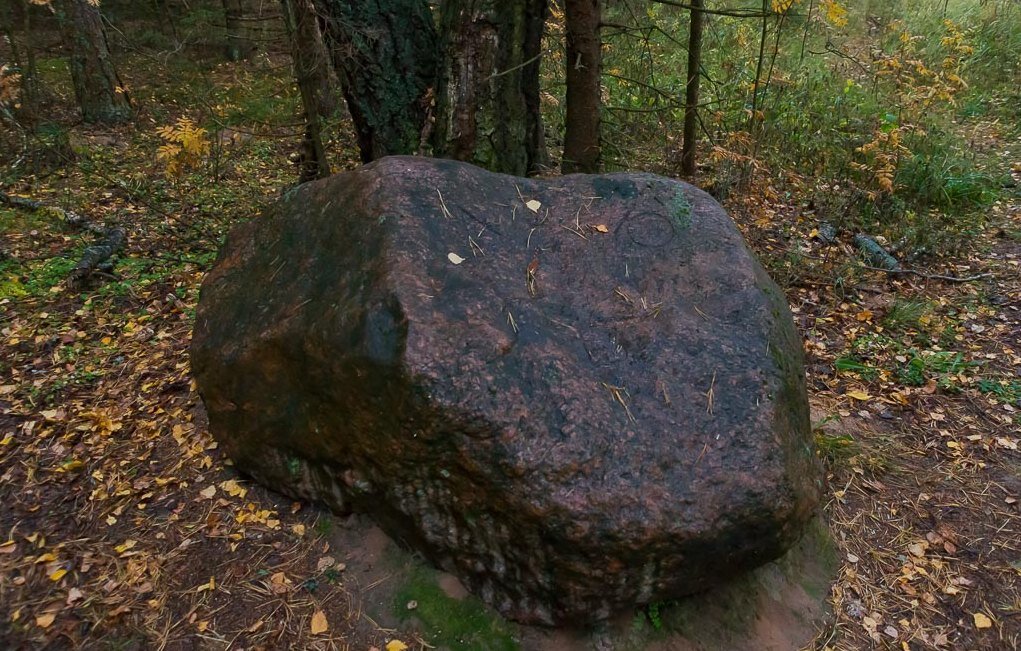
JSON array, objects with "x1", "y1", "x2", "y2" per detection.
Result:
[
  {"x1": 222, "y1": 0, "x2": 256, "y2": 61},
  {"x1": 0, "y1": 0, "x2": 44, "y2": 124},
  {"x1": 433, "y1": 0, "x2": 549, "y2": 175},
  {"x1": 58, "y1": 0, "x2": 132, "y2": 124},
  {"x1": 153, "y1": 0, "x2": 180, "y2": 42},
  {"x1": 280, "y1": 0, "x2": 335, "y2": 183},
  {"x1": 313, "y1": 0, "x2": 439, "y2": 162},
  {"x1": 281, "y1": 0, "x2": 339, "y2": 120},
  {"x1": 680, "y1": 0, "x2": 703, "y2": 177},
  {"x1": 562, "y1": 0, "x2": 601, "y2": 173}
]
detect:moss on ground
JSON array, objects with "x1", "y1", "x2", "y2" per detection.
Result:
[{"x1": 393, "y1": 564, "x2": 519, "y2": 651}]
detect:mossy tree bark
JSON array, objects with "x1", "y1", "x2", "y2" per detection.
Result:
[
  {"x1": 313, "y1": 0, "x2": 439, "y2": 162},
  {"x1": 58, "y1": 0, "x2": 132, "y2": 124},
  {"x1": 433, "y1": 0, "x2": 549, "y2": 175},
  {"x1": 562, "y1": 0, "x2": 601, "y2": 173}
]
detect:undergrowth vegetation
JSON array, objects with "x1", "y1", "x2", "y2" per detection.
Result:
[{"x1": 587, "y1": 0, "x2": 1019, "y2": 258}]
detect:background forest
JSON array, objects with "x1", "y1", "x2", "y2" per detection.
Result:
[{"x1": 1, "y1": 0, "x2": 1020, "y2": 649}]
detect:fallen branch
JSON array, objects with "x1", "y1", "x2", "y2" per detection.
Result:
[
  {"x1": 859, "y1": 263, "x2": 992, "y2": 283},
  {"x1": 0, "y1": 190, "x2": 105, "y2": 235},
  {"x1": 853, "y1": 233, "x2": 900, "y2": 271},
  {"x1": 1, "y1": 190, "x2": 130, "y2": 287},
  {"x1": 69, "y1": 227, "x2": 126, "y2": 288}
]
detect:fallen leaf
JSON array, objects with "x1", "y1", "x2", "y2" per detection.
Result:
[
  {"x1": 386, "y1": 641, "x2": 409, "y2": 651},
  {"x1": 846, "y1": 390, "x2": 871, "y2": 401},
  {"x1": 310, "y1": 610, "x2": 328, "y2": 634},
  {"x1": 270, "y1": 572, "x2": 291, "y2": 594},
  {"x1": 35, "y1": 612, "x2": 56, "y2": 628},
  {"x1": 66, "y1": 588, "x2": 84, "y2": 606},
  {"x1": 974, "y1": 612, "x2": 993, "y2": 629},
  {"x1": 447, "y1": 252, "x2": 465, "y2": 265},
  {"x1": 49, "y1": 568, "x2": 68, "y2": 582},
  {"x1": 199, "y1": 485, "x2": 216, "y2": 499},
  {"x1": 114, "y1": 540, "x2": 137, "y2": 554},
  {"x1": 525, "y1": 199, "x2": 541, "y2": 212},
  {"x1": 594, "y1": 224, "x2": 609, "y2": 233},
  {"x1": 316, "y1": 556, "x2": 336, "y2": 572},
  {"x1": 292, "y1": 523, "x2": 306, "y2": 536}
]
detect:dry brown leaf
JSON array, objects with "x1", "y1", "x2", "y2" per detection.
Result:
[{"x1": 310, "y1": 609, "x2": 328, "y2": 634}]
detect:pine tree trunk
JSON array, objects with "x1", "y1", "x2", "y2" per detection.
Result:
[
  {"x1": 313, "y1": 0, "x2": 439, "y2": 162},
  {"x1": 281, "y1": 0, "x2": 339, "y2": 120},
  {"x1": 681, "y1": 0, "x2": 703, "y2": 177},
  {"x1": 281, "y1": 0, "x2": 335, "y2": 182},
  {"x1": 222, "y1": 0, "x2": 256, "y2": 61},
  {"x1": 59, "y1": 0, "x2": 132, "y2": 124},
  {"x1": 433, "y1": 0, "x2": 549, "y2": 175},
  {"x1": 562, "y1": 0, "x2": 600, "y2": 173}
]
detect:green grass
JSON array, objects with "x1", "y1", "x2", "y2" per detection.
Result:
[{"x1": 0, "y1": 255, "x2": 78, "y2": 300}]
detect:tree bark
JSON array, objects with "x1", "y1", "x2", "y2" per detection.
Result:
[
  {"x1": 313, "y1": 0, "x2": 439, "y2": 162},
  {"x1": 222, "y1": 0, "x2": 256, "y2": 61},
  {"x1": 0, "y1": 0, "x2": 45, "y2": 124},
  {"x1": 281, "y1": 0, "x2": 335, "y2": 183},
  {"x1": 562, "y1": 0, "x2": 601, "y2": 173},
  {"x1": 433, "y1": 0, "x2": 549, "y2": 175},
  {"x1": 58, "y1": 0, "x2": 132, "y2": 124},
  {"x1": 680, "y1": 0, "x2": 703, "y2": 177},
  {"x1": 281, "y1": 0, "x2": 339, "y2": 120}
]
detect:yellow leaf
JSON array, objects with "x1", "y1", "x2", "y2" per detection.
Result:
[
  {"x1": 310, "y1": 610, "x2": 329, "y2": 634},
  {"x1": 219, "y1": 479, "x2": 247, "y2": 498},
  {"x1": 846, "y1": 390, "x2": 871, "y2": 401},
  {"x1": 594, "y1": 224, "x2": 609, "y2": 233},
  {"x1": 114, "y1": 539, "x2": 137, "y2": 554},
  {"x1": 974, "y1": 612, "x2": 992, "y2": 628},
  {"x1": 49, "y1": 568, "x2": 68, "y2": 582},
  {"x1": 386, "y1": 641, "x2": 409, "y2": 651},
  {"x1": 36, "y1": 612, "x2": 56, "y2": 628},
  {"x1": 292, "y1": 524, "x2": 306, "y2": 536}
]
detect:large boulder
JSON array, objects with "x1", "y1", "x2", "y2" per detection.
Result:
[{"x1": 190, "y1": 156, "x2": 821, "y2": 626}]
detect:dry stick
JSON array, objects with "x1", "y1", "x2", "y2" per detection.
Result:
[{"x1": 859, "y1": 264, "x2": 992, "y2": 284}]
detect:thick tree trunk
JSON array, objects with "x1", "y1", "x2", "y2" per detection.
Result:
[
  {"x1": 313, "y1": 0, "x2": 438, "y2": 162},
  {"x1": 59, "y1": 0, "x2": 132, "y2": 124},
  {"x1": 222, "y1": 0, "x2": 256, "y2": 61},
  {"x1": 433, "y1": 0, "x2": 549, "y2": 175},
  {"x1": 562, "y1": 0, "x2": 600, "y2": 173},
  {"x1": 681, "y1": 0, "x2": 703, "y2": 177}
]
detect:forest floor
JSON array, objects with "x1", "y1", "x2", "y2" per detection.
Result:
[{"x1": 1, "y1": 54, "x2": 1020, "y2": 650}]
